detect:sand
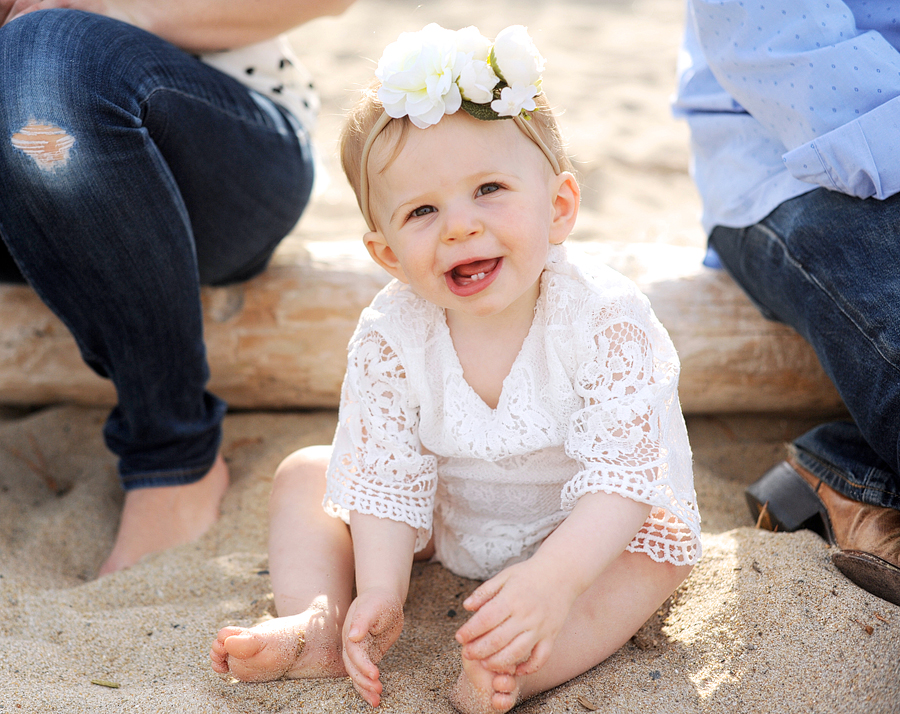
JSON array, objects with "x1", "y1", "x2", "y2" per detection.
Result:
[{"x1": 1, "y1": 1, "x2": 898, "y2": 712}]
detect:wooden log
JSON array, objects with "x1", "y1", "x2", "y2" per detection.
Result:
[{"x1": 0, "y1": 240, "x2": 844, "y2": 415}]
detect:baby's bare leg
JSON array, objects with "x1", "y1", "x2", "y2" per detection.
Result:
[
  {"x1": 210, "y1": 445, "x2": 353, "y2": 681},
  {"x1": 99, "y1": 453, "x2": 229, "y2": 576},
  {"x1": 450, "y1": 551, "x2": 692, "y2": 714}
]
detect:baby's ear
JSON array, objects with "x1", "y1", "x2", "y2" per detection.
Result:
[
  {"x1": 549, "y1": 172, "x2": 580, "y2": 245},
  {"x1": 364, "y1": 231, "x2": 409, "y2": 283}
]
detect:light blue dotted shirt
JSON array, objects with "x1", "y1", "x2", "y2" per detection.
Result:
[{"x1": 673, "y1": 0, "x2": 900, "y2": 234}]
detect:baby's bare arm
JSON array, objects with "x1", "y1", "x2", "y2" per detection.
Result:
[{"x1": 455, "y1": 491, "x2": 651, "y2": 674}]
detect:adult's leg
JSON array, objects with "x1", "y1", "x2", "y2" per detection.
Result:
[
  {"x1": 0, "y1": 10, "x2": 314, "y2": 570},
  {"x1": 709, "y1": 188, "x2": 900, "y2": 509},
  {"x1": 709, "y1": 188, "x2": 900, "y2": 604}
]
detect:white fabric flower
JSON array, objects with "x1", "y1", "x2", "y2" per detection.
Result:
[
  {"x1": 376, "y1": 23, "x2": 464, "y2": 128},
  {"x1": 457, "y1": 59, "x2": 499, "y2": 103},
  {"x1": 373, "y1": 23, "x2": 546, "y2": 126},
  {"x1": 455, "y1": 26, "x2": 492, "y2": 60},
  {"x1": 491, "y1": 25, "x2": 545, "y2": 89},
  {"x1": 454, "y1": 27, "x2": 498, "y2": 104},
  {"x1": 491, "y1": 83, "x2": 538, "y2": 117}
]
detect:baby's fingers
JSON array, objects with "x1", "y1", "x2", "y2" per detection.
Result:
[
  {"x1": 462, "y1": 576, "x2": 504, "y2": 613},
  {"x1": 469, "y1": 630, "x2": 537, "y2": 671},
  {"x1": 344, "y1": 620, "x2": 381, "y2": 687},
  {"x1": 456, "y1": 586, "x2": 512, "y2": 645},
  {"x1": 460, "y1": 619, "x2": 514, "y2": 661},
  {"x1": 343, "y1": 641, "x2": 382, "y2": 706},
  {"x1": 344, "y1": 622, "x2": 379, "y2": 679},
  {"x1": 513, "y1": 638, "x2": 553, "y2": 676},
  {"x1": 344, "y1": 641, "x2": 378, "y2": 682},
  {"x1": 351, "y1": 677, "x2": 382, "y2": 708}
]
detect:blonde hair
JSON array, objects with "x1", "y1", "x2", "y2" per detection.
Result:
[{"x1": 339, "y1": 79, "x2": 574, "y2": 220}]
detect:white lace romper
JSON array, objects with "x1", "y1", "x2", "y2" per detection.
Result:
[{"x1": 324, "y1": 245, "x2": 701, "y2": 581}]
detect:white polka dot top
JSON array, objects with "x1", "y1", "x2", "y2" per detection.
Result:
[{"x1": 200, "y1": 35, "x2": 319, "y2": 135}]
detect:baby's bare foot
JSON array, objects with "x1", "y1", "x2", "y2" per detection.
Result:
[
  {"x1": 99, "y1": 454, "x2": 229, "y2": 576},
  {"x1": 210, "y1": 609, "x2": 345, "y2": 682},
  {"x1": 449, "y1": 656, "x2": 522, "y2": 714}
]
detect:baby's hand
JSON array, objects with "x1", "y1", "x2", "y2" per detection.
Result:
[
  {"x1": 342, "y1": 587, "x2": 405, "y2": 707},
  {"x1": 455, "y1": 559, "x2": 577, "y2": 676}
]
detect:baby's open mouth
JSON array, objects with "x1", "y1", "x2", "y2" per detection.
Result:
[
  {"x1": 445, "y1": 257, "x2": 502, "y2": 297},
  {"x1": 449, "y1": 258, "x2": 500, "y2": 286}
]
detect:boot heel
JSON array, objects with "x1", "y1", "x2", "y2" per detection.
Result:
[{"x1": 745, "y1": 461, "x2": 828, "y2": 534}]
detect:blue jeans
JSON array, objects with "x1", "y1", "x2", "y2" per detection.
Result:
[
  {"x1": 0, "y1": 10, "x2": 315, "y2": 489},
  {"x1": 710, "y1": 188, "x2": 900, "y2": 511}
]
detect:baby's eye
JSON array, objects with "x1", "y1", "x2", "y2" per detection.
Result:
[
  {"x1": 476, "y1": 183, "x2": 501, "y2": 196},
  {"x1": 409, "y1": 205, "x2": 436, "y2": 219}
]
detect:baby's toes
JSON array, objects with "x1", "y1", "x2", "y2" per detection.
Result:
[
  {"x1": 220, "y1": 629, "x2": 266, "y2": 660},
  {"x1": 491, "y1": 672, "x2": 516, "y2": 694},
  {"x1": 214, "y1": 626, "x2": 247, "y2": 650},
  {"x1": 209, "y1": 640, "x2": 230, "y2": 673},
  {"x1": 490, "y1": 673, "x2": 520, "y2": 713}
]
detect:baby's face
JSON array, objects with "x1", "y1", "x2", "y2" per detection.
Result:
[{"x1": 366, "y1": 111, "x2": 567, "y2": 321}]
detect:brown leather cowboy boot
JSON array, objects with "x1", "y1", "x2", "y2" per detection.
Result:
[{"x1": 746, "y1": 460, "x2": 900, "y2": 607}]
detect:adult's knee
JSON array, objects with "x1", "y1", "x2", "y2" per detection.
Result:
[
  {"x1": 1, "y1": 12, "x2": 111, "y2": 180},
  {"x1": 1, "y1": 11, "x2": 156, "y2": 182}
]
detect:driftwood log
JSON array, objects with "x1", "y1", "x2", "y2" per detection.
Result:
[{"x1": 0, "y1": 240, "x2": 843, "y2": 415}]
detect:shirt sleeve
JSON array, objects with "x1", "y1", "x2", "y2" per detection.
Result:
[
  {"x1": 324, "y1": 328, "x2": 437, "y2": 552},
  {"x1": 561, "y1": 291, "x2": 701, "y2": 566},
  {"x1": 687, "y1": 0, "x2": 900, "y2": 199}
]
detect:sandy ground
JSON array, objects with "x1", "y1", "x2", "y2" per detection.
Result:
[{"x1": 1, "y1": 1, "x2": 898, "y2": 713}]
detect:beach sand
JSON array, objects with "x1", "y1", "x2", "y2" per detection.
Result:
[{"x1": 1, "y1": 1, "x2": 898, "y2": 712}]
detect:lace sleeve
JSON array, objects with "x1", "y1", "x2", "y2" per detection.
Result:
[
  {"x1": 324, "y1": 329, "x2": 437, "y2": 552},
  {"x1": 562, "y1": 309, "x2": 701, "y2": 566}
]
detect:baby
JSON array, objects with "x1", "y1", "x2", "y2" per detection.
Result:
[{"x1": 211, "y1": 23, "x2": 701, "y2": 713}]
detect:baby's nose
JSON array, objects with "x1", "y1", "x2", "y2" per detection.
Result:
[{"x1": 440, "y1": 206, "x2": 481, "y2": 242}]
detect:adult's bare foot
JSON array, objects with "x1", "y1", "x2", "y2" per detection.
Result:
[
  {"x1": 98, "y1": 453, "x2": 229, "y2": 576},
  {"x1": 449, "y1": 656, "x2": 522, "y2": 714},
  {"x1": 210, "y1": 608, "x2": 345, "y2": 682}
]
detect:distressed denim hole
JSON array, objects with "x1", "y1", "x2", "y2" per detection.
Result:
[{"x1": 11, "y1": 120, "x2": 76, "y2": 171}]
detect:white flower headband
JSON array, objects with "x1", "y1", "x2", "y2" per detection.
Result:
[{"x1": 358, "y1": 23, "x2": 562, "y2": 231}]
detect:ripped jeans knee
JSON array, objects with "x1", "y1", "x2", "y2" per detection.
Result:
[{"x1": 11, "y1": 120, "x2": 76, "y2": 172}]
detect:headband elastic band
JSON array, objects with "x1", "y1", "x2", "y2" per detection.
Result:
[{"x1": 358, "y1": 110, "x2": 562, "y2": 232}]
